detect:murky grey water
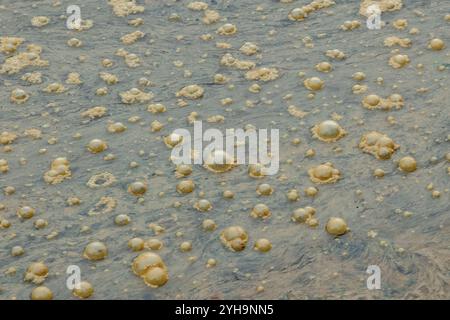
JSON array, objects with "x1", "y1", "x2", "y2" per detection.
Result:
[{"x1": 0, "y1": 0, "x2": 449, "y2": 300}]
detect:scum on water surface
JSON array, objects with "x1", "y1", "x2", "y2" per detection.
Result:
[{"x1": 0, "y1": 0, "x2": 449, "y2": 299}]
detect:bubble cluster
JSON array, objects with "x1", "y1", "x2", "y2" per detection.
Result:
[
  {"x1": 116, "y1": 49, "x2": 141, "y2": 68},
  {"x1": 428, "y1": 38, "x2": 445, "y2": 51},
  {"x1": 10, "y1": 88, "x2": 29, "y2": 104},
  {"x1": 311, "y1": 120, "x2": 346, "y2": 142},
  {"x1": 220, "y1": 53, "x2": 255, "y2": 70},
  {"x1": 30, "y1": 286, "x2": 53, "y2": 300},
  {"x1": 359, "y1": 0, "x2": 402, "y2": 16},
  {"x1": 148, "y1": 103, "x2": 166, "y2": 114},
  {"x1": 120, "y1": 88, "x2": 153, "y2": 104},
  {"x1": 87, "y1": 172, "x2": 117, "y2": 188},
  {"x1": 17, "y1": 206, "x2": 35, "y2": 220},
  {"x1": 359, "y1": 131, "x2": 399, "y2": 160},
  {"x1": 325, "y1": 49, "x2": 346, "y2": 60},
  {"x1": 128, "y1": 181, "x2": 148, "y2": 196},
  {"x1": 87, "y1": 139, "x2": 108, "y2": 154},
  {"x1": 217, "y1": 23, "x2": 237, "y2": 36},
  {"x1": 254, "y1": 239, "x2": 272, "y2": 253},
  {"x1": 384, "y1": 36, "x2": 412, "y2": 48},
  {"x1": 108, "y1": 0, "x2": 145, "y2": 17},
  {"x1": 257, "y1": 183, "x2": 273, "y2": 196},
  {"x1": 398, "y1": 156, "x2": 417, "y2": 173},
  {"x1": 292, "y1": 206, "x2": 317, "y2": 226},
  {"x1": 240, "y1": 42, "x2": 259, "y2": 56},
  {"x1": 121, "y1": 30, "x2": 145, "y2": 45},
  {"x1": 115, "y1": 214, "x2": 131, "y2": 226},
  {"x1": 43, "y1": 82, "x2": 66, "y2": 93},
  {"x1": 43, "y1": 157, "x2": 71, "y2": 184},
  {"x1": 245, "y1": 68, "x2": 279, "y2": 81},
  {"x1": 107, "y1": 122, "x2": 127, "y2": 133},
  {"x1": 11, "y1": 246, "x2": 25, "y2": 257},
  {"x1": 0, "y1": 36, "x2": 24, "y2": 54},
  {"x1": 164, "y1": 132, "x2": 184, "y2": 148},
  {"x1": 146, "y1": 238, "x2": 163, "y2": 250},
  {"x1": 128, "y1": 238, "x2": 145, "y2": 251},
  {"x1": 175, "y1": 164, "x2": 192, "y2": 178},
  {"x1": 220, "y1": 226, "x2": 248, "y2": 252},
  {"x1": 21, "y1": 71, "x2": 42, "y2": 84},
  {"x1": 194, "y1": 199, "x2": 213, "y2": 212},
  {"x1": 325, "y1": 217, "x2": 348, "y2": 236},
  {"x1": 362, "y1": 94, "x2": 404, "y2": 110},
  {"x1": 315, "y1": 61, "x2": 332, "y2": 73},
  {"x1": 66, "y1": 72, "x2": 82, "y2": 84},
  {"x1": 132, "y1": 252, "x2": 169, "y2": 288},
  {"x1": 250, "y1": 203, "x2": 271, "y2": 220},
  {"x1": 204, "y1": 150, "x2": 235, "y2": 173},
  {"x1": 82, "y1": 106, "x2": 107, "y2": 119},
  {"x1": 73, "y1": 281, "x2": 94, "y2": 299},
  {"x1": 286, "y1": 189, "x2": 300, "y2": 201},
  {"x1": 340, "y1": 20, "x2": 361, "y2": 31},
  {"x1": 288, "y1": 0, "x2": 335, "y2": 21},
  {"x1": 304, "y1": 77, "x2": 324, "y2": 91},
  {"x1": 0, "y1": 131, "x2": 17, "y2": 145},
  {"x1": 180, "y1": 241, "x2": 192, "y2": 252},
  {"x1": 187, "y1": 2, "x2": 208, "y2": 11},
  {"x1": 203, "y1": 9, "x2": 220, "y2": 24},
  {"x1": 176, "y1": 180, "x2": 195, "y2": 194},
  {"x1": 308, "y1": 162, "x2": 341, "y2": 184},
  {"x1": 88, "y1": 196, "x2": 117, "y2": 216},
  {"x1": 24, "y1": 262, "x2": 48, "y2": 284},
  {"x1": 202, "y1": 219, "x2": 217, "y2": 232},
  {"x1": 0, "y1": 0, "x2": 447, "y2": 300},
  {"x1": 99, "y1": 72, "x2": 119, "y2": 85},
  {"x1": 389, "y1": 54, "x2": 410, "y2": 69},
  {"x1": 393, "y1": 19, "x2": 408, "y2": 30},
  {"x1": 176, "y1": 84, "x2": 204, "y2": 99},
  {"x1": 83, "y1": 241, "x2": 108, "y2": 261},
  {"x1": 0, "y1": 43, "x2": 48, "y2": 75}
]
